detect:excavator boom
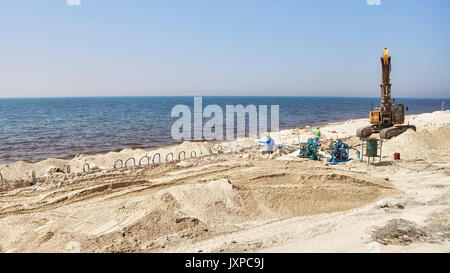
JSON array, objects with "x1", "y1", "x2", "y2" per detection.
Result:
[{"x1": 380, "y1": 48, "x2": 392, "y2": 122}]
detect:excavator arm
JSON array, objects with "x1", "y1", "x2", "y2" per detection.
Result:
[{"x1": 380, "y1": 48, "x2": 392, "y2": 122}]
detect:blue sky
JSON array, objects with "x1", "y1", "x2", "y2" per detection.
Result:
[{"x1": 0, "y1": 0, "x2": 449, "y2": 98}]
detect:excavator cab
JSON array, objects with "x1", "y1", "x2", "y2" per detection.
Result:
[
  {"x1": 392, "y1": 103, "x2": 405, "y2": 124},
  {"x1": 370, "y1": 103, "x2": 404, "y2": 126}
]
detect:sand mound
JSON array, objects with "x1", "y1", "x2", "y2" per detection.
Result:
[
  {"x1": 236, "y1": 172, "x2": 392, "y2": 218},
  {"x1": 157, "y1": 179, "x2": 245, "y2": 225},
  {"x1": 429, "y1": 126, "x2": 450, "y2": 148},
  {"x1": 89, "y1": 208, "x2": 208, "y2": 252},
  {"x1": 382, "y1": 126, "x2": 450, "y2": 160},
  {"x1": 406, "y1": 111, "x2": 450, "y2": 128},
  {"x1": 150, "y1": 170, "x2": 392, "y2": 227},
  {"x1": 0, "y1": 158, "x2": 68, "y2": 182}
]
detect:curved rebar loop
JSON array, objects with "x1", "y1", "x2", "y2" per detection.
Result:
[
  {"x1": 152, "y1": 153, "x2": 161, "y2": 164},
  {"x1": 166, "y1": 153, "x2": 174, "y2": 162},
  {"x1": 190, "y1": 151, "x2": 197, "y2": 158},
  {"x1": 208, "y1": 148, "x2": 214, "y2": 156},
  {"x1": 83, "y1": 163, "x2": 90, "y2": 173},
  {"x1": 178, "y1": 151, "x2": 186, "y2": 160},
  {"x1": 125, "y1": 157, "x2": 136, "y2": 168},
  {"x1": 139, "y1": 155, "x2": 150, "y2": 166},
  {"x1": 114, "y1": 159, "x2": 124, "y2": 169}
]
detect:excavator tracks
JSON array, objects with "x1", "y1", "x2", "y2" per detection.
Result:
[
  {"x1": 357, "y1": 125, "x2": 416, "y2": 139},
  {"x1": 356, "y1": 126, "x2": 377, "y2": 138},
  {"x1": 380, "y1": 125, "x2": 416, "y2": 139}
]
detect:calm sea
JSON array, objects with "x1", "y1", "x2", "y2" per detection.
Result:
[{"x1": 0, "y1": 96, "x2": 447, "y2": 164}]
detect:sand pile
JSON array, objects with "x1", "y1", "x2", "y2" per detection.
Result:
[
  {"x1": 157, "y1": 179, "x2": 246, "y2": 225},
  {"x1": 78, "y1": 179, "x2": 247, "y2": 252},
  {"x1": 71, "y1": 148, "x2": 149, "y2": 170},
  {"x1": 235, "y1": 172, "x2": 394, "y2": 218},
  {"x1": 176, "y1": 141, "x2": 210, "y2": 155},
  {"x1": 88, "y1": 208, "x2": 209, "y2": 253},
  {"x1": 382, "y1": 126, "x2": 450, "y2": 160},
  {"x1": 382, "y1": 129, "x2": 434, "y2": 160},
  {"x1": 428, "y1": 126, "x2": 450, "y2": 148},
  {"x1": 220, "y1": 138, "x2": 260, "y2": 154},
  {"x1": 406, "y1": 110, "x2": 450, "y2": 128},
  {"x1": 0, "y1": 158, "x2": 68, "y2": 182}
]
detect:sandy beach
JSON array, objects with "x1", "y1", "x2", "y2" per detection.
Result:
[{"x1": 0, "y1": 110, "x2": 449, "y2": 253}]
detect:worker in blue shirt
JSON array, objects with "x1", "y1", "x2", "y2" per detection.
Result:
[{"x1": 265, "y1": 134, "x2": 275, "y2": 155}]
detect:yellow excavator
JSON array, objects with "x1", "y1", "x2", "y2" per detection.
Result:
[{"x1": 356, "y1": 48, "x2": 416, "y2": 139}]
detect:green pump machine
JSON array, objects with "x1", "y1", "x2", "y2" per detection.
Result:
[
  {"x1": 298, "y1": 138, "x2": 320, "y2": 160},
  {"x1": 330, "y1": 139, "x2": 350, "y2": 163}
]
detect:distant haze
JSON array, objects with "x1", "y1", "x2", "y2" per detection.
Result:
[{"x1": 0, "y1": 0, "x2": 449, "y2": 98}]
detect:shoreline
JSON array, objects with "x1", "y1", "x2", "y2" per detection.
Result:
[
  {"x1": 1, "y1": 96, "x2": 447, "y2": 166},
  {"x1": 0, "y1": 115, "x2": 366, "y2": 166},
  {"x1": 1, "y1": 110, "x2": 449, "y2": 183}
]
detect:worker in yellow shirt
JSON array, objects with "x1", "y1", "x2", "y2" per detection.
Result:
[{"x1": 313, "y1": 127, "x2": 321, "y2": 143}]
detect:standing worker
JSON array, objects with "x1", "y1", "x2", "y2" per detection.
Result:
[
  {"x1": 259, "y1": 134, "x2": 275, "y2": 156},
  {"x1": 313, "y1": 127, "x2": 321, "y2": 143}
]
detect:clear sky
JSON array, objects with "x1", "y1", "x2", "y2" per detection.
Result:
[{"x1": 0, "y1": 0, "x2": 449, "y2": 98}]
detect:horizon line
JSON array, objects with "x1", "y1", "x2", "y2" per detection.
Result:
[{"x1": 0, "y1": 95, "x2": 449, "y2": 100}]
